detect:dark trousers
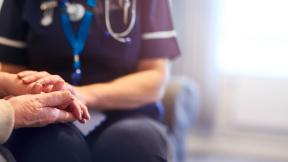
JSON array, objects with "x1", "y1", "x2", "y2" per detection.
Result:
[
  {"x1": 4, "y1": 123, "x2": 91, "y2": 162},
  {"x1": 5, "y1": 116, "x2": 168, "y2": 162},
  {"x1": 87, "y1": 115, "x2": 168, "y2": 162}
]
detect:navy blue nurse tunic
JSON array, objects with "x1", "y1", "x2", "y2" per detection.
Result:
[
  {"x1": 0, "y1": 0, "x2": 180, "y2": 119},
  {"x1": 0, "y1": 0, "x2": 180, "y2": 162}
]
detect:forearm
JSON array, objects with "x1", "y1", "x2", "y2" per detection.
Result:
[
  {"x1": 0, "y1": 63, "x2": 28, "y2": 97},
  {"x1": 76, "y1": 59, "x2": 170, "y2": 110},
  {"x1": 0, "y1": 63, "x2": 27, "y2": 74},
  {"x1": 0, "y1": 72, "x2": 17, "y2": 97},
  {"x1": 0, "y1": 73, "x2": 8, "y2": 97}
]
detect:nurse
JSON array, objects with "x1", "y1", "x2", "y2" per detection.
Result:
[{"x1": 0, "y1": 0, "x2": 180, "y2": 162}]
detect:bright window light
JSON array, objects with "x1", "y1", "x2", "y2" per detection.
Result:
[{"x1": 218, "y1": 0, "x2": 288, "y2": 77}]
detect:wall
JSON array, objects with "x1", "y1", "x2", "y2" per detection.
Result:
[
  {"x1": 171, "y1": 0, "x2": 220, "y2": 130},
  {"x1": 171, "y1": 0, "x2": 288, "y2": 160},
  {"x1": 218, "y1": 76, "x2": 288, "y2": 132}
]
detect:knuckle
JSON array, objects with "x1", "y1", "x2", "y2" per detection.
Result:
[
  {"x1": 40, "y1": 71, "x2": 49, "y2": 75},
  {"x1": 54, "y1": 75, "x2": 64, "y2": 81},
  {"x1": 62, "y1": 90, "x2": 72, "y2": 96}
]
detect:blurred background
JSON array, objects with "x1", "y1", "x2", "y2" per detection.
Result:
[
  {"x1": 1, "y1": 0, "x2": 288, "y2": 162},
  {"x1": 169, "y1": 0, "x2": 288, "y2": 162}
]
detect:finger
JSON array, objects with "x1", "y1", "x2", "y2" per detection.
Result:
[
  {"x1": 52, "y1": 81, "x2": 66, "y2": 92},
  {"x1": 29, "y1": 83, "x2": 43, "y2": 94},
  {"x1": 69, "y1": 100, "x2": 82, "y2": 120},
  {"x1": 55, "y1": 110, "x2": 76, "y2": 123},
  {"x1": 42, "y1": 108, "x2": 76, "y2": 126},
  {"x1": 3, "y1": 95, "x2": 14, "y2": 100},
  {"x1": 64, "y1": 84, "x2": 77, "y2": 95},
  {"x1": 35, "y1": 91, "x2": 74, "y2": 108},
  {"x1": 21, "y1": 71, "x2": 50, "y2": 84},
  {"x1": 17, "y1": 71, "x2": 38, "y2": 78},
  {"x1": 43, "y1": 85, "x2": 54, "y2": 93},
  {"x1": 78, "y1": 102, "x2": 89, "y2": 124},
  {"x1": 36, "y1": 75, "x2": 65, "y2": 87},
  {"x1": 35, "y1": 75, "x2": 67, "y2": 92},
  {"x1": 58, "y1": 101, "x2": 71, "y2": 110},
  {"x1": 79, "y1": 101, "x2": 90, "y2": 121}
]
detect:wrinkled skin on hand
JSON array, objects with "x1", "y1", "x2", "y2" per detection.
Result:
[
  {"x1": 16, "y1": 71, "x2": 90, "y2": 123},
  {"x1": 8, "y1": 91, "x2": 76, "y2": 128}
]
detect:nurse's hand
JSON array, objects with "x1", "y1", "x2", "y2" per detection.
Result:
[
  {"x1": 17, "y1": 71, "x2": 75, "y2": 94},
  {"x1": 17, "y1": 71, "x2": 90, "y2": 123}
]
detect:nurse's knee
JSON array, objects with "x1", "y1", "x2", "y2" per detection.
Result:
[{"x1": 91, "y1": 117, "x2": 168, "y2": 162}]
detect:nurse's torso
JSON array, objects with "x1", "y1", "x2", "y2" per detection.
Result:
[
  {"x1": 24, "y1": 0, "x2": 142, "y2": 84},
  {"x1": 22, "y1": 0, "x2": 162, "y2": 119}
]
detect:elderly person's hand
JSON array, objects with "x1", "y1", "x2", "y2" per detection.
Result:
[
  {"x1": 8, "y1": 91, "x2": 76, "y2": 128},
  {"x1": 16, "y1": 71, "x2": 90, "y2": 123}
]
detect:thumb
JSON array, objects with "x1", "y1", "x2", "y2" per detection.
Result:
[
  {"x1": 40, "y1": 108, "x2": 76, "y2": 126},
  {"x1": 53, "y1": 109, "x2": 76, "y2": 123},
  {"x1": 34, "y1": 91, "x2": 74, "y2": 108}
]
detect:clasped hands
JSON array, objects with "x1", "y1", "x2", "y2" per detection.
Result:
[{"x1": 4, "y1": 71, "x2": 90, "y2": 128}]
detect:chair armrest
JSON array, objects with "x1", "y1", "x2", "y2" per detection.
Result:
[
  {"x1": 0, "y1": 145, "x2": 15, "y2": 162},
  {"x1": 162, "y1": 76, "x2": 199, "y2": 133}
]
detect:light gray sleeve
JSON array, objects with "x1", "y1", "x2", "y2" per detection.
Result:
[{"x1": 0, "y1": 100, "x2": 14, "y2": 144}]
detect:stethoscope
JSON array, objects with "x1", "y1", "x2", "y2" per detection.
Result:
[
  {"x1": 40, "y1": 0, "x2": 137, "y2": 43},
  {"x1": 40, "y1": 0, "x2": 137, "y2": 84},
  {"x1": 105, "y1": 0, "x2": 136, "y2": 43}
]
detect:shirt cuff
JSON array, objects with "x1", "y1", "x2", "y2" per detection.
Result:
[{"x1": 0, "y1": 100, "x2": 14, "y2": 144}]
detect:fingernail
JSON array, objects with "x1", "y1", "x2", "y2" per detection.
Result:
[
  {"x1": 36, "y1": 79, "x2": 43, "y2": 83},
  {"x1": 80, "y1": 119, "x2": 87, "y2": 124},
  {"x1": 17, "y1": 73, "x2": 23, "y2": 78},
  {"x1": 22, "y1": 77, "x2": 30, "y2": 82}
]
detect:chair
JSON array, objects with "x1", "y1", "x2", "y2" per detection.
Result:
[
  {"x1": 163, "y1": 77, "x2": 199, "y2": 162},
  {"x1": 0, "y1": 145, "x2": 15, "y2": 162}
]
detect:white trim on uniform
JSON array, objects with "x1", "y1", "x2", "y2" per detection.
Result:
[
  {"x1": 0, "y1": 0, "x2": 4, "y2": 11},
  {"x1": 0, "y1": 36, "x2": 27, "y2": 49},
  {"x1": 141, "y1": 30, "x2": 177, "y2": 40}
]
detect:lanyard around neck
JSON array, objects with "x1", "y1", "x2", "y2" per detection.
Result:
[{"x1": 60, "y1": 0, "x2": 96, "y2": 85}]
